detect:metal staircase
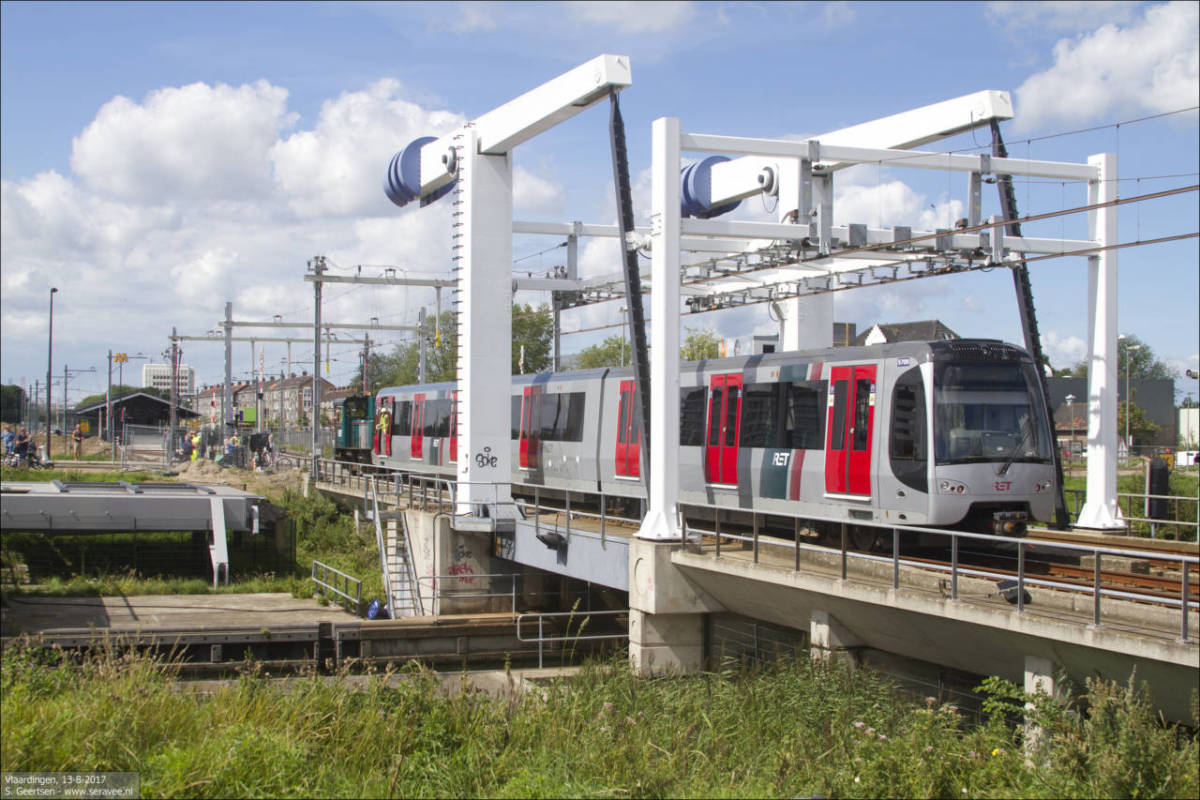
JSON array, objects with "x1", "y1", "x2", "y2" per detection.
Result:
[{"x1": 367, "y1": 479, "x2": 425, "y2": 618}]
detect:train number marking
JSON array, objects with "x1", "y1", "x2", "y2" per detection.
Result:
[{"x1": 772, "y1": 451, "x2": 790, "y2": 468}]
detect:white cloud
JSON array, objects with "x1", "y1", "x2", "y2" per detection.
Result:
[
  {"x1": 822, "y1": 1, "x2": 856, "y2": 30},
  {"x1": 270, "y1": 79, "x2": 464, "y2": 218},
  {"x1": 986, "y1": 1, "x2": 1142, "y2": 33},
  {"x1": 567, "y1": 1, "x2": 695, "y2": 33},
  {"x1": 1041, "y1": 329, "x2": 1088, "y2": 370},
  {"x1": 1014, "y1": 2, "x2": 1200, "y2": 131},
  {"x1": 70, "y1": 81, "x2": 295, "y2": 202},
  {"x1": 513, "y1": 166, "x2": 566, "y2": 215},
  {"x1": 453, "y1": 1, "x2": 499, "y2": 32}
]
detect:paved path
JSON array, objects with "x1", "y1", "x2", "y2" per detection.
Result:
[{"x1": 1, "y1": 593, "x2": 355, "y2": 636}]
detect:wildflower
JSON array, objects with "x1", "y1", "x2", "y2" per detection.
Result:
[
  {"x1": 602, "y1": 702, "x2": 614, "y2": 714},
  {"x1": 925, "y1": 696, "x2": 938, "y2": 708},
  {"x1": 878, "y1": 734, "x2": 888, "y2": 741},
  {"x1": 991, "y1": 747, "x2": 1005, "y2": 757},
  {"x1": 866, "y1": 727, "x2": 875, "y2": 736},
  {"x1": 924, "y1": 745, "x2": 934, "y2": 753},
  {"x1": 961, "y1": 789, "x2": 967, "y2": 795},
  {"x1": 854, "y1": 777, "x2": 860, "y2": 784},
  {"x1": 853, "y1": 721, "x2": 865, "y2": 729}
]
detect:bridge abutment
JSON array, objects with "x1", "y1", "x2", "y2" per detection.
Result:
[{"x1": 628, "y1": 538, "x2": 723, "y2": 675}]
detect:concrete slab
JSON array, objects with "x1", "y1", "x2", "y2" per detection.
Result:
[{"x1": 1, "y1": 593, "x2": 355, "y2": 636}]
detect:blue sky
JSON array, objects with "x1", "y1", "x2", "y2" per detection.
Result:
[{"x1": 2, "y1": 0, "x2": 1197, "y2": 406}]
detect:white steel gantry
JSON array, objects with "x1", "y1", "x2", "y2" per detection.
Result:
[
  {"x1": 637, "y1": 122, "x2": 1121, "y2": 537},
  {"x1": 383, "y1": 55, "x2": 632, "y2": 517}
]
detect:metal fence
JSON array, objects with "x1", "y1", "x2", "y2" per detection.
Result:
[
  {"x1": 311, "y1": 560, "x2": 362, "y2": 615},
  {"x1": 680, "y1": 502, "x2": 1198, "y2": 642}
]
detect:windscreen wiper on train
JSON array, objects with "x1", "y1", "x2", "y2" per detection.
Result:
[{"x1": 996, "y1": 417, "x2": 1032, "y2": 476}]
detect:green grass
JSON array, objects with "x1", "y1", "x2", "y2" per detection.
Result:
[
  {"x1": 0, "y1": 465, "x2": 163, "y2": 483},
  {"x1": 1, "y1": 649, "x2": 1195, "y2": 799},
  {"x1": 1062, "y1": 467, "x2": 1198, "y2": 539}
]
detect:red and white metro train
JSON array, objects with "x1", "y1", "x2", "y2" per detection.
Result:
[{"x1": 370, "y1": 339, "x2": 1057, "y2": 536}]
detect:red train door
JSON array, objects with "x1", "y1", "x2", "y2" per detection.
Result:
[
  {"x1": 519, "y1": 386, "x2": 542, "y2": 469},
  {"x1": 410, "y1": 394, "x2": 425, "y2": 459},
  {"x1": 615, "y1": 380, "x2": 641, "y2": 478},
  {"x1": 704, "y1": 373, "x2": 742, "y2": 484},
  {"x1": 824, "y1": 365, "x2": 876, "y2": 496},
  {"x1": 449, "y1": 391, "x2": 459, "y2": 463}
]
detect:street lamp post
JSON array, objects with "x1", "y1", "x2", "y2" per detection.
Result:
[
  {"x1": 1119, "y1": 335, "x2": 1143, "y2": 459},
  {"x1": 46, "y1": 287, "x2": 57, "y2": 460},
  {"x1": 619, "y1": 306, "x2": 628, "y2": 366},
  {"x1": 1065, "y1": 393, "x2": 1076, "y2": 472}
]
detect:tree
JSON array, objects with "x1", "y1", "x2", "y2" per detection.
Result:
[
  {"x1": 1, "y1": 384, "x2": 26, "y2": 423},
  {"x1": 576, "y1": 335, "x2": 629, "y2": 369},
  {"x1": 358, "y1": 305, "x2": 554, "y2": 387},
  {"x1": 1117, "y1": 399, "x2": 1160, "y2": 445},
  {"x1": 1069, "y1": 335, "x2": 1178, "y2": 380},
  {"x1": 681, "y1": 328, "x2": 721, "y2": 361},
  {"x1": 512, "y1": 304, "x2": 553, "y2": 374}
]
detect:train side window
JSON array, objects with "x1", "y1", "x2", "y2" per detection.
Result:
[
  {"x1": 707, "y1": 387, "x2": 724, "y2": 446},
  {"x1": 680, "y1": 387, "x2": 707, "y2": 446},
  {"x1": 560, "y1": 392, "x2": 586, "y2": 442},
  {"x1": 511, "y1": 396, "x2": 522, "y2": 439},
  {"x1": 539, "y1": 394, "x2": 563, "y2": 441},
  {"x1": 423, "y1": 399, "x2": 452, "y2": 437},
  {"x1": 829, "y1": 381, "x2": 847, "y2": 450},
  {"x1": 786, "y1": 380, "x2": 826, "y2": 449},
  {"x1": 852, "y1": 378, "x2": 872, "y2": 451},
  {"x1": 890, "y1": 367, "x2": 928, "y2": 493},
  {"x1": 393, "y1": 401, "x2": 412, "y2": 436},
  {"x1": 740, "y1": 383, "x2": 780, "y2": 448}
]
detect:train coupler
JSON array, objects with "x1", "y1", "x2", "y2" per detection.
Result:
[{"x1": 991, "y1": 511, "x2": 1028, "y2": 537}]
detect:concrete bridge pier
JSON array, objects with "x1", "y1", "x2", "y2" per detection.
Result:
[
  {"x1": 810, "y1": 609, "x2": 865, "y2": 669},
  {"x1": 628, "y1": 539, "x2": 723, "y2": 674}
]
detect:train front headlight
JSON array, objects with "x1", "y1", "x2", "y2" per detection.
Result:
[
  {"x1": 1033, "y1": 480, "x2": 1053, "y2": 494},
  {"x1": 938, "y1": 479, "x2": 967, "y2": 495}
]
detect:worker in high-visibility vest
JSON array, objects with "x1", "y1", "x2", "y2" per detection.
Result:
[
  {"x1": 375, "y1": 407, "x2": 391, "y2": 455},
  {"x1": 190, "y1": 431, "x2": 202, "y2": 462}
]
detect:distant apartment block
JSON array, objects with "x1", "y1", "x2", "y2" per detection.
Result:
[{"x1": 141, "y1": 363, "x2": 195, "y2": 397}]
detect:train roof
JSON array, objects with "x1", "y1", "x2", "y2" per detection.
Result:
[{"x1": 371, "y1": 339, "x2": 1033, "y2": 395}]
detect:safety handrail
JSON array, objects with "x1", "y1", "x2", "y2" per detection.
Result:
[
  {"x1": 516, "y1": 609, "x2": 629, "y2": 668},
  {"x1": 366, "y1": 478, "x2": 395, "y2": 619},
  {"x1": 678, "y1": 500, "x2": 1197, "y2": 642},
  {"x1": 416, "y1": 572, "x2": 522, "y2": 619},
  {"x1": 311, "y1": 560, "x2": 362, "y2": 615}
]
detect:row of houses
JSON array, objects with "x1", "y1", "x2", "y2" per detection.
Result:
[{"x1": 191, "y1": 372, "x2": 359, "y2": 429}]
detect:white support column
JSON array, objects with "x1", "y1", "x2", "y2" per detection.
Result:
[
  {"x1": 636, "y1": 117, "x2": 683, "y2": 541},
  {"x1": 1078, "y1": 153, "x2": 1123, "y2": 530},
  {"x1": 776, "y1": 157, "x2": 832, "y2": 351},
  {"x1": 456, "y1": 127, "x2": 515, "y2": 517}
]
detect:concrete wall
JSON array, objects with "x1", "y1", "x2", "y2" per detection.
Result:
[{"x1": 404, "y1": 510, "x2": 506, "y2": 615}]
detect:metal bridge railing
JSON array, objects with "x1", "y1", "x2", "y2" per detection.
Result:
[
  {"x1": 516, "y1": 609, "x2": 629, "y2": 668},
  {"x1": 311, "y1": 560, "x2": 363, "y2": 616},
  {"x1": 680, "y1": 503, "x2": 1198, "y2": 643},
  {"x1": 1062, "y1": 488, "x2": 1198, "y2": 540}
]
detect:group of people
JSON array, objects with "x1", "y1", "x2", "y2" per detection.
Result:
[
  {"x1": 2, "y1": 425, "x2": 39, "y2": 467},
  {"x1": 178, "y1": 428, "x2": 275, "y2": 471}
]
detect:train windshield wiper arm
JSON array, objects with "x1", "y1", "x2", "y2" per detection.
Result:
[{"x1": 996, "y1": 418, "x2": 1032, "y2": 476}]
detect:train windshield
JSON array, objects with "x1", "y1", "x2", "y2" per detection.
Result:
[
  {"x1": 344, "y1": 397, "x2": 370, "y2": 420},
  {"x1": 933, "y1": 361, "x2": 1051, "y2": 465}
]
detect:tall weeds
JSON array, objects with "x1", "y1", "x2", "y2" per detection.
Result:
[{"x1": 3, "y1": 647, "x2": 1195, "y2": 798}]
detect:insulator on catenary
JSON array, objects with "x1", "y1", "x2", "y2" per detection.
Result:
[
  {"x1": 680, "y1": 155, "x2": 742, "y2": 219},
  {"x1": 383, "y1": 136, "x2": 452, "y2": 208}
]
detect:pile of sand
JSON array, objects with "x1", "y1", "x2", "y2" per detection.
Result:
[{"x1": 174, "y1": 456, "x2": 304, "y2": 499}]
